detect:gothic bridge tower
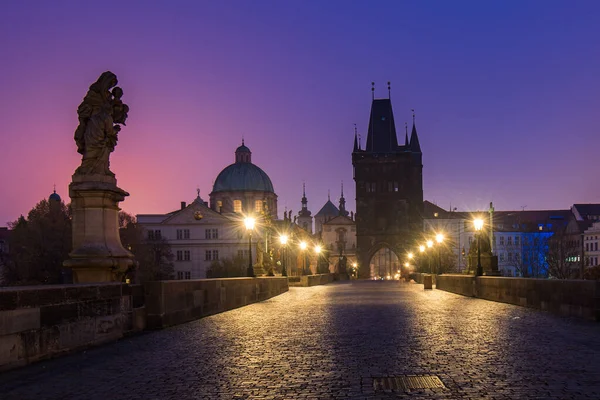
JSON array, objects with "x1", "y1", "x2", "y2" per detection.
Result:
[{"x1": 352, "y1": 85, "x2": 423, "y2": 279}]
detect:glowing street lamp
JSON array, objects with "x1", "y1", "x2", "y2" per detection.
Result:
[
  {"x1": 419, "y1": 245, "x2": 425, "y2": 253},
  {"x1": 408, "y1": 252, "x2": 414, "y2": 260},
  {"x1": 279, "y1": 234, "x2": 288, "y2": 277},
  {"x1": 426, "y1": 240, "x2": 433, "y2": 248},
  {"x1": 244, "y1": 217, "x2": 256, "y2": 277},
  {"x1": 474, "y1": 218, "x2": 484, "y2": 276}
]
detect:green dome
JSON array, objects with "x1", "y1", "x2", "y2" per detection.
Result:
[{"x1": 212, "y1": 162, "x2": 274, "y2": 193}]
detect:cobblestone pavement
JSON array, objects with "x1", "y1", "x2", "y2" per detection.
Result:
[{"x1": 1, "y1": 281, "x2": 600, "y2": 399}]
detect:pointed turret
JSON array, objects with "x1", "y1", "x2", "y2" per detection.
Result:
[
  {"x1": 409, "y1": 121, "x2": 421, "y2": 153},
  {"x1": 353, "y1": 131, "x2": 359, "y2": 152},
  {"x1": 365, "y1": 99, "x2": 398, "y2": 153},
  {"x1": 404, "y1": 122, "x2": 409, "y2": 147}
]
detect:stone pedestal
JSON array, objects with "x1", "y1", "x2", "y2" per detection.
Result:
[
  {"x1": 468, "y1": 253, "x2": 500, "y2": 276},
  {"x1": 63, "y1": 174, "x2": 135, "y2": 283}
]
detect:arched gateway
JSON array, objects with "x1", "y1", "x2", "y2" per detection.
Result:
[{"x1": 352, "y1": 87, "x2": 424, "y2": 279}]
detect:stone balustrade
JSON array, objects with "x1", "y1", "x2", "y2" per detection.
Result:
[
  {"x1": 436, "y1": 274, "x2": 600, "y2": 321},
  {"x1": 287, "y1": 273, "x2": 333, "y2": 287},
  {"x1": 144, "y1": 277, "x2": 289, "y2": 329},
  {"x1": 0, "y1": 283, "x2": 145, "y2": 371}
]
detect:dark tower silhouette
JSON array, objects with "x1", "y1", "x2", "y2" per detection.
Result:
[{"x1": 352, "y1": 88, "x2": 423, "y2": 279}]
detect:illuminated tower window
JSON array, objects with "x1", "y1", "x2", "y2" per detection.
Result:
[{"x1": 233, "y1": 200, "x2": 242, "y2": 213}]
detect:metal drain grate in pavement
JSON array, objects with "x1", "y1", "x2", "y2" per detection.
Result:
[{"x1": 373, "y1": 375, "x2": 445, "y2": 392}]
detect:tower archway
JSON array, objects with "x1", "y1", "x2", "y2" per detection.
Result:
[{"x1": 368, "y1": 246, "x2": 400, "y2": 279}]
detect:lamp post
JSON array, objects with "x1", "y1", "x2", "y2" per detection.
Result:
[
  {"x1": 426, "y1": 240, "x2": 434, "y2": 274},
  {"x1": 352, "y1": 262, "x2": 358, "y2": 279},
  {"x1": 315, "y1": 245, "x2": 322, "y2": 275},
  {"x1": 245, "y1": 217, "x2": 255, "y2": 277},
  {"x1": 279, "y1": 234, "x2": 288, "y2": 276},
  {"x1": 300, "y1": 241, "x2": 308, "y2": 275},
  {"x1": 474, "y1": 218, "x2": 484, "y2": 276},
  {"x1": 435, "y1": 233, "x2": 444, "y2": 275}
]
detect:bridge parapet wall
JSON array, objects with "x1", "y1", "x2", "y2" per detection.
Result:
[
  {"x1": 288, "y1": 274, "x2": 333, "y2": 287},
  {"x1": 144, "y1": 277, "x2": 288, "y2": 329},
  {"x1": 436, "y1": 274, "x2": 600, "y2": 321},
  {"x1": 0, "y1": 283, "x2": 145, "y2": 371}
]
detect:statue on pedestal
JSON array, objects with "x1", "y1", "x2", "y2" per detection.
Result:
[{"x1": 64, "y1": 71, "x2": 135, "y2": 283}]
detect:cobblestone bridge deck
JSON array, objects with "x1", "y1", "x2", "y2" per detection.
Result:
[{"x1": 1, "y1": 281, "x2": 599, "y2": 399}]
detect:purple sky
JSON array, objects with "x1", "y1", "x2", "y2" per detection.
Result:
[{"x1": 1, "y1": 1, "x2": 599, "y2": 226}]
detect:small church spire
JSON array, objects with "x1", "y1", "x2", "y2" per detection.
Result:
[
  {"x1": 339, "y1": 181, "x2": 348, "y2": 217},
  {"x1": 371, "y1": 82, "x2": 375, "y2": 100},
  {"x1": 353, "y1": 123, "x2": 359, "y2": 152},
  {"x1": 409, "y1": 109, "x2": 421, "y2": 153},
  {"x1": 387, "y1": 81, "x2": 391, "y2": 99},
  {"x1": 328, "y1": 189, "x2": 330, "y2": 201},
  {"x1": 404, "y1": 122, "x2": 409, "y2": 146}
]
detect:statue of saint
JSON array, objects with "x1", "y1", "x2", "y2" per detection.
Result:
[{"x1": 74, "y1": 71, "x2": 128, "y2": 176}]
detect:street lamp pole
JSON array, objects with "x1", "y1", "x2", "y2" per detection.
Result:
[
  {"x1": 279, "y1": 234, "x2": 288, "y2": 277},
  {"x1": 436, "y1": 233, "x2": 444, "y2": 275},
  {"x1": 474, "y1": 218, "x2": 484, "y2": 276},
  {"x1": 426, "y1": 240, "x2": 434, "y2": 274},
  {"x1": 300, "y1": 241, "x2": 308, "y2": 275},
  {"x1": 245, "y1": 217, "x2": 255, "y2": 277}
]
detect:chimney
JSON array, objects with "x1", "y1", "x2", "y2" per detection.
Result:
[{"x1": 181, "y1": 201, "x2": 186, "y2": 210}]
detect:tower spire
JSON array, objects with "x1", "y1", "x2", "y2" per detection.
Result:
[
  {"x1": 339, "y1": 180, "x2": 348, "y2": 216},
  {"x1": 371, "y1": 82, "x2": 374, "y2": 100},
  {"x1": 405, "y1": 122, "x2": 409, "y2": 146},
  {"x1": 387, "y1": 81, "x2": 391, "y2": 99},
  {"x1": 353, "y1": 123, "x2": 359, "y2": 152},
  {"x1": 409, "y1": 109, "x2": 421, "y2": 153}
]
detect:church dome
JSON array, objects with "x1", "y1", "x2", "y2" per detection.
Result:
[
  {"x1": 49, "y1": 189, "x2": 61, "y2": 202},
  {"x1": 212, "y1": 142, "x2": 274, "y2": 193}
]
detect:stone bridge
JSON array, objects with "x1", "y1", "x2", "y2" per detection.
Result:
[{"x1": 1, "y1": 281, "x2": 600, "y2": 399}]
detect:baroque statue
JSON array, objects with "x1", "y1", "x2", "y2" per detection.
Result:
[{"x1": 74, "y1": 71, "x2": 129, "y2": 176}]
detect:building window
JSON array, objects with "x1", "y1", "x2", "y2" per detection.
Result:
[
  {"x1": 507, "y1": 237, "x2": 512, "y2": 246},
  {"x1": 237, "y1": 250, "x2": 249, "y2": 258},
  {"x1": 205, "y1": 228, "x2": 218, "y2": 239},
  {"x1": 185, "y1": 271, "x2": 191, "y2": 280},
  {"x1": 216, "y1": 200, "x2": 223, "y2": 212},
  {"x1": 184, "y1": 250, "x2": 191, "y2": 261},
  {"x1": 148, "y1": 229, "x2": 162, "y2": 240},
  {"x1": 255, "y1": 200, "x2": 263, "y2": 213},
  {"x1": 176, "y1": 229, "x2": 190, "y2": 240},
  {"x1": 586, "y1": 243, "x2": 589, "y2": 251},
  {"x1": 394, "y1": 181, "x2": 399, "y2": 192},
  {"x1": 233, "y1": 200, "x2": 242, "y2": 213},
  {"x1": 499, "y1": 236, "x2": 505, "y2": 246},
  {"x1": 515, "y1": 236, "x2": 520, "y2": 246},
  {"x1": 176, "y1": 250, "x2": 183, "y2": 261},
  {"x1": 366, "y1": 182, "x2": 376, "y2": 193},
  {"x1": 177, "y1": 271, "x2": 184, "y2": 280},
  {"x1": 515, "y1": 252, "x2": 520, "y2": 261},
  {"x1": 205, "y1": 250, "x2": 212, "y2": 261},
  {"x1": 595, "y1": 242, "x2": 598, "y2": 251},
  {"x1": 212, "y1": 250, "x2": 219, "y2": 260},
  {"x1": 508, "y1": 252, "x2": 513, "y2": 261},
  {"x1": 499, "y1": 253, "x2": 505, "y2": 262},
  {"x1": 388, "y1": 182, "x2": 393, "y2": 192}
]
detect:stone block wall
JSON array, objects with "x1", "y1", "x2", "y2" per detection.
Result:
[
  {"x1": 435, "y1": 275, "x2": 600, "y2": 321},
  {"x1": 288, "y1": 274, "x2": 333, "y2": 287},
  {"x1": 144, "y1": 277, "x2": 289, "y2": 329},
  {"x1": 0, "y1": 283, "x2": 144, "y2": 371}
]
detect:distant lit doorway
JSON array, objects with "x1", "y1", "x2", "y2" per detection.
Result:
[{"x1": 369, "y1": 247, "x2": 400, "y2": 279}]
